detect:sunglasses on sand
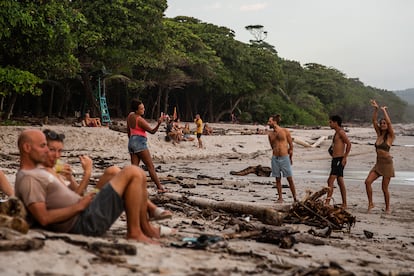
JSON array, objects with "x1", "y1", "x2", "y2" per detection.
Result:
[{"x1": 43, "y1": 129, "x2": 65, "y2": 141}]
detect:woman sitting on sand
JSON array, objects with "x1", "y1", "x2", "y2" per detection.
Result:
[
  {"x1": 364, "y1": 99, "x2": 395, "y2": 214},
  {"x1": 82, "y1": 112, "x2": 101, "y2": 127},
  {"x1": 203, "y1": 123, "x2": 213, "y2": 135},
  {"x1": 182, "y1": 123, "x2": 195, "y2": 141}
]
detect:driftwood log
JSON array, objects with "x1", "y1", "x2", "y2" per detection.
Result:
[
  {"x1": 310, "y1": 136, "x2": 328, "y2": 148},
  {"x1": 293, "y1": 136, "x2": 327, "y2": 148},
  {"x1": 0, "y1": 228, "x2": 45, "y2": 251},
  {"x1": 285, "y1": 187, "x2": 356, "y2": 231},
  {"x1": 162, "y1": 193, "x2": 287, "y2": 226},
  {"x1": 292, "y1": 137, "x2": 312, "y2": 147},
  {"x1": 230, "y1": 165, "x2": 272, "y2": 177}
]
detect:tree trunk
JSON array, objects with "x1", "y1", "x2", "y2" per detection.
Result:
[
  {"x1": 5, "y1": 93, "x2": 17, "y2": 120},
  {"x1": 163, "y1": 193, "x2": 286, "y2": 226},
  {"x1": 163, "y1": 88, "x2": 170, "y2": 118},
  {"x1": 81, "y1": 72, "x2": 100, "y2": 117},
  {"x1": 215, "y1": 97, "x2": 242, "y2": 122},
  {"x1": 48, "y1": 85, "x2": 55, "y2": 117}
]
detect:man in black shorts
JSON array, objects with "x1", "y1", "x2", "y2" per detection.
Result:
[
  {"x1": 326, "y1": 115, "x2": 351, "y2": 208},
  {"x1": 15, "y1": 129, "x2": 162, "y2": 244}
]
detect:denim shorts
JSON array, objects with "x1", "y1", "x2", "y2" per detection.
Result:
[
  {"x1": 128, "y1": 135, "x2": 148, "y2": 153},
  {"x1": 69, "y1": 183, "x2": 124, "y2": 236},
  {"x1": 271, "y1": 155, "x2": 293, "y2": 178}
]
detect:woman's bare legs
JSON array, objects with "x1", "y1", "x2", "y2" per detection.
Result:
[
  {"x1": 365, "y1": 171, "x2": 380, "y2": 213},
  {"x1": 138, "y1": 149, "x2": 166, "y2": 193},
  {"x1": 382, "y1": 177, "x2": 391, "y2": 214},
  {"x1": 130, "y1": 153, "x2": 140, "y2": 166}
]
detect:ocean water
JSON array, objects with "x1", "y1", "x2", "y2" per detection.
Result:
[
  {"x1": 293, "y1": 134, "x2": 414, "y2": 186},
  {"x1": 294, "y1": 169, "x2": 414, "y2": 186}
]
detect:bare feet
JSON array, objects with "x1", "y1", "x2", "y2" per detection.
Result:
[
  {"x1": 157, "y1": 185, "x2": 168, "y2": 194},
  {"x1": 384, "y1": 208, "x2": 391, "y2": 215},
  {"x1": 143, "y1": 223, "x2": 163, "y2": 239},
  {"x1": 367, "y1": 203, "x2": 375, "y2": 213},
  {"x1": 276, "y1": 198, "x2": 284, "y2": 203},
  {"x1": 341, "y1": 204, "x2": 347, "y2": 209},
  {"x1": 127, "y1": 233, "x2": 159, "y2": 244}
]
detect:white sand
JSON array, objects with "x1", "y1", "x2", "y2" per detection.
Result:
[{"x1": 0, "y1": 122, "x2": 413, "y2": 275}]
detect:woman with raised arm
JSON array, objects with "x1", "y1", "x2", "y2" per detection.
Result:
[
  {"x1": 127, "y1": 99, "x2": 167, "y2": 193},
  {"x1": 364, "y1": 99, "x2": 395, "y2": 214}
]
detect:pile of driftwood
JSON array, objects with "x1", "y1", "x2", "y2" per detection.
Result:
[{"x1": 284, "y1": 187, "x2": 356, "y2": 232}]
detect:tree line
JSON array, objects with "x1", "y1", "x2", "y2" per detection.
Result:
[{"x1": 0, "y1": 1, "x2": 407, "y2": 125}]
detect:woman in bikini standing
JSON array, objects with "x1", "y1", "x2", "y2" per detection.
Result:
[
  {"x1": 127, "y1": 99, "x2": 167, "y2": 193},
  {"x1": 364, "y1": 99, "x2": 395, "y2": 214}
]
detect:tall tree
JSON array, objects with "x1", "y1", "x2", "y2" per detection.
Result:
[{"x1": 0, "y1": 0, "x2": 81, "y2": 118}]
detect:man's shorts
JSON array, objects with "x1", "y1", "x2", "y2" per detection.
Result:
[
  {"x1": 330, "y1": 157, "x2": 344, "y2": 177},
  {"x1": 128, "y1": 135, "x2": 148, "y2": 154},
  {"x1": 197, "y1": 133, "x2": 202, "y2": 138},
  {"x1": 69, "y1": 183, "x2": 124, "y2": 236},
  {"x1": 271, "y1": 155, "x2": 293, "y2": 178}
]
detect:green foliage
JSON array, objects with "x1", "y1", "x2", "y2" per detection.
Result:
[
  {"x1": 0, "y1": 119, "x2": 27, "y2": 126},
  {"x1": 0, "y1": 67, "x2": 42, "y2": 96},
  {"x1": 0, "y1": 3, "x2": 409, "y2": 124}
]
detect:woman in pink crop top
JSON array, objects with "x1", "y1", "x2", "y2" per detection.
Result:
[
  {"x1": 364, "y1": 99, "x2": 395, "y2": 214},
  {"x1": 127, "y1": 99, "x2": 167, "y2": 193}
]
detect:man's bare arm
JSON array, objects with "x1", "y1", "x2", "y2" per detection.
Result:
[{"x1": 27, "y1": 195, "x2": 93, "y2": 226}]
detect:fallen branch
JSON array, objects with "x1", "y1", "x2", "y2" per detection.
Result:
[
  {"x1": 285, "y1": 188, "x2": 356, "y2": 231},
  {"x1": 310, "y1": 136, "x2": 327, "y2": 148},
  {"x1": 292, "y1": 137, "x2": 312, "y2": 147},
  {"x1": 230, "y1": 165, "x2": 271, "y2": 177},
  {"x1": 0, "y1": 238, "x2": 44, "y2": 251},
  {"x1": 162, "y1": 193, "x2": 288, "y2": 226}
]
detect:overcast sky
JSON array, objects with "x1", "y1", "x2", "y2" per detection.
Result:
[{"x1": 165, "y1": 0, "x2": 414, "y2": 91}]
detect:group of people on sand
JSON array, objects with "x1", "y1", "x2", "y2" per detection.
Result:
[
  {"x1": 163, "y1": 113, "x2": 210, "y2": 147},
  {"x1": 165, "y1": 118, "x2": 195, "y2": 145},
  {"x1": 267, "y1": 99, "x2": 395, "y2": 215},
  {"x1": 0, "y1": 98, "x2": 395, "y2": 245}
]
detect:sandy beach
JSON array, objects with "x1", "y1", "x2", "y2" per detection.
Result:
[{"x1": 0, "y1": 122, "x2": 413, "y2": 275}]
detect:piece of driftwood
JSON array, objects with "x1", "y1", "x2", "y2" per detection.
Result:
[
  {"x1": 162, "y1": 193, "x2": 285, "y2": 226},
  {"x1": 44, "y1": 232, "x2": 137, "y2": 255},
  {"x1": 284, "y1": 188, "x2": 356, "y2": 231},
  {"x1": 230, "y1": 165, "x2": 272, "y2": 177},
  {"x1": 310, "y1": 136, "x2": 328, "y2": 148},
  {"x1": 292, "y1": 137, "x2": 312, "y2": 147},
  {"x1": 0, "y1": 238, "x2": 45, "y2": 251},
  {"x1": 293, "y1": 261, "x2": 356, "y2": 276},
  {"x1": 0, "y1": 227, "x2": 45, "y2": 251},
  {"x1": 109, "y1": 124, "x2": 127, "y2": 133}
]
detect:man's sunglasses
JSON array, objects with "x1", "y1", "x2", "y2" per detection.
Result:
[{"x1": 43, "y1": 129, "x2": 65, "y2": 141}]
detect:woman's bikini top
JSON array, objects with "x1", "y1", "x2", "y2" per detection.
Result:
[{"x1": 375, "y1": 134, "x2": 390, "y2": 152}]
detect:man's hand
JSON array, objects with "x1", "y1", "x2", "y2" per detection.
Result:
[
  {"x1": 341, "y1": 156, "x2": 347, "y2": 167},
  {"x1": 78, "y1": 193, "x2": 95, "y2": 210}
]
